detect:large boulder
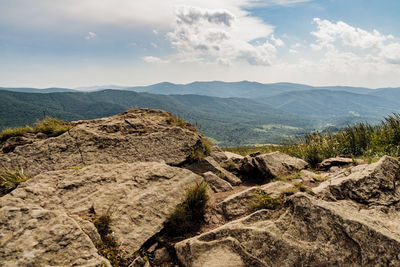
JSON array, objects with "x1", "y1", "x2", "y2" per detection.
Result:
[
  {"x1": 0, "y1": 162, "x2": 202, "y2": 261},
  {"x1": 313, "y1": 156, "x2": 400, "y2": 205},
  {"x1": 239, "y1": 151, "x2": 308, "y2": 182},
  {"x1": 176, "y1": 193, "x2": 400, "y2": 267},
  {"x1": 0, "y1": 109, "x2": 204, "y2": 177}
]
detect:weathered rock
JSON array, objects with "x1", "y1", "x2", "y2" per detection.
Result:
[
  {"x1": 210, "y1": 146, "x2": 228, "y2": 163},
  {"x1": 152, "y1": 247, "x2": 172, "y2": 266},
  {"x1": 0, "y1": 203, "x2": 111, "y2": 267},
  {"x1": 176, "y1": 192, "x2": 400, "y2": 267},
  {"x1": 300, "y1": 169, "x2": 327, "y2": 183},
  {"x1": 318, "y1": 156, "x2": 354, "y2": 170},
  {"x1": 186, "y1": 156, "x2": 241, "y2": 186},
  {"x1": 0, "y1": 162, "x2": 202, "y2": 254},
  {"x1": 0, "y1": 109, "x2": 203, "y2": 177},
  {"x1": 239, "y1": 151, "x2": 308, "y2": 182},
  {"x1": 313, "y1": 156, "x2": 400, "y2": 205},
  {"x1": 224, "y1": 151, "x2": 244, "y2": 163},
  {"x1": 216, "y1": 181, "x2": 295, "y2": 220},
  {"x1": 203, "y1": 171, "x2": 233, "y2": 193}
]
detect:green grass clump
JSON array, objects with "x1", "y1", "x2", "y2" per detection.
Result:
[
  {"x1": 165, "y1": 181, "x2": 209, "y2": 237},
  {"x1": 166, "y1": 115, "x2": 187, "y2": 128},
  {"x1": 250, "y1": 188, "x2": 282, "y2": 211},
  {"x1": 189, "y1": 138, "x2": 213, "y2": 161},
  {"x1": 0, "y1": 117, "x2": 71, "y2": 142},
  {"x1": 33, "y1": 118, "x2": 71, "y2": 137},
  {"x1": 0, "y1": 168, "x2": 30, "y2": 196},
  {"x1": 225, "y1": 113, "x2": 400, "y2": 167},
  {"x1": 0, "y1": 126, "x2": 33, "y2": 141}
]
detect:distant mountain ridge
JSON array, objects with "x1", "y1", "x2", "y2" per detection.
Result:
[
  {"x1": 0, "y1": 90, "x2": 312, "y2": 146},
  {"x1": 1, "y1": 81, "x2": 400, "y2": 145}
]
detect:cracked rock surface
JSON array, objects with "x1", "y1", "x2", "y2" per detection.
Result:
[{"x1": 0, "y1": 108, "x2": 202, "y2": 177}]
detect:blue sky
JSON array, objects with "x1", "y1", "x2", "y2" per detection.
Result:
[{"x1": 0, "y1": 0, "x2": 399, "y2": 88}]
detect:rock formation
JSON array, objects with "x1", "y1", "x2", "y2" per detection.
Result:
[{"x1": 2, "y1": 108, "x2": 400, "y2": 266}]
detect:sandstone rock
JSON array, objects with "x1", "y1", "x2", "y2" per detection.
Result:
[
  {"x1": 152, "y1": 247, "x2": 172, "y2": 266},
  {"x1": 239, "y1": 151, "x2": 308, "y2": 182},
  {"x1": 0, "y1": 162, "x2": 202, "y2": 254},
  {"x1": 0, "y1": 203, "x2": 111, "y2": 267},
  {"x1": 216, "y1": 181, "x2": 295, "y2": 220},
  {"x1": 203, "y1": 171, "x2": 233, "y2": 193},
  {"x1": 186, "y1": 156, "x2": 241, "y2": 186},
  {"x1": 0, "y1": 109, "x2": 203, "y2": 177},
  {"x1": 313, "y1": 156, "x2": 400, "y2": 205},
  {"x1": 224, "y1": 151, "x2": 244, "y2": 163},
  {"x1": 300, "y1": 170, "x2": 326, "y2": 183},
  {"x1": 318, "y1": 156, "x2": 354, "y2": 170},
  {"x1": 176, "y1": 192, "x2": 400, "y2": 266},
  {"x1": 210, "y1": 146, "x2": 228, "y2": 163}
]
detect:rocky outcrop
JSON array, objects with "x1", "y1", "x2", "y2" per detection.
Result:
[
  {"x1": 0, "y1": 162, "x2": 202, "y2": 265},
  {"x1": 186, "y1": 156, "x2": 242, "y2": 186},
  {"x1": 210, "y1": 146, "x2": 228, "y2": 163},
  {"x1": 0, "y1": 109, "x2": 203, "y2": 177},
  {"x1": 176, "y1": 192, "x2": 400, "y2": 267},
  {"x1": 239, "y1": 151, "x2": 308, "y2": 182},
  {"x1": 203, "y1": 171, "x2": 233, "y2": 193},
  {"x1": 313, "y1": 156, "x2": 400, "y2": 205},
  {"x1": 176, "y1": 156, "x2": 400, "y2": 266}
]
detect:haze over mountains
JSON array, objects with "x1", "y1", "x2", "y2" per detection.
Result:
[{"x1": 1, "y1": 81, "x2": 399, "y2": 146}]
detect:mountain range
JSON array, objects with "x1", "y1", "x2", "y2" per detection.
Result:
[{"x1": 1, "y1": 81, "x2": 399, "y2": 146}]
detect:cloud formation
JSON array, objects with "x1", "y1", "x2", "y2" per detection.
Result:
[
  {"x1": 166, "y1": 7, "x2": 281, "y2": 65},
  {"x1": 311, "y1": 18, "x2": 400, "y2": 64},
  {"x1": 143, "y1": 56, "x2": 168, "y2": 64}
]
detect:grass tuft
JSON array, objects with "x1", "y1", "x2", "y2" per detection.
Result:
[
  {"x1": 92, "y1": 211, "x2": 133, "y2": 267},
  {"x1": 250, "y1": 188, "x2": 282, "y2": 211},
  {"x1": 0, "y1": 117, "x2": 71, "y2": 142},
  {"x1": 165, "y1": 181, "x2": 209, "y2": 237},
  {"x1": 225, "y1": 113, "x2": 400, "y2": 167},
  {"x1": 0, "y1": 168, "x2": 30, "y2": 196},
  {"x1": 33, "y1": 117, "x2": 71, "y2": 137}
]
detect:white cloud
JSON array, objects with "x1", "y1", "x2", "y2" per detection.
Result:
[
  {"x1": 0, "y1": 0, "x2": 311, "y2": 30},
  {"x1": 166, "y1": 6, "x2": 279, "y2": 65},
  {"x1": 85, "y1": 32, "x2": 96, "y2": 40},
  {"x1": 143, "y1": 56, "x2": 168, "y2": 63},
  {"x1": 150, "y1": 42, "x2": 158, "y2": 48},
  {"x1": 311, "y1": 18, "x2": 400, "y2": 65}
]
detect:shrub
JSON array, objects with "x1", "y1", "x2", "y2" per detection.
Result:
[
  {"x1": 165, "y1": 181, "x2": 209, "y2": 237},
  {"x1": 0, "y1": 168, "x2": 30, "y2": 196}
]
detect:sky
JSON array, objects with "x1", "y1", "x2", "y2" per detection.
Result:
[{"x1": 0, "y1": 0, "x2": 399, "y2": 88}]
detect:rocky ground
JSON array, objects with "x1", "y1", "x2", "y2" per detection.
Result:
[{"x1": 1, "y1": 108, "x2": 400, "y2": 267}]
